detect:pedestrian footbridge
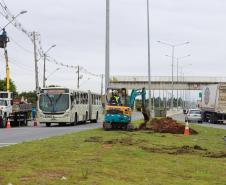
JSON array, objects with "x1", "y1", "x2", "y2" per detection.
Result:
[{"x1": 109, "y1": 76, "x2": 226, "y2": 90}]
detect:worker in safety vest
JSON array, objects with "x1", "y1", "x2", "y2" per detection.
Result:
[{"x1": 110, "y1": 91, "x2": 121, "y2": 105}]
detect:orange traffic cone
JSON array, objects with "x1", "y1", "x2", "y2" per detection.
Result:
[
  {"x1": 184, "y1": 121, "x2": 190, "y2": 136},
  {"x1": 6, "y1": 119, "x2": 11, "y2": 129}
]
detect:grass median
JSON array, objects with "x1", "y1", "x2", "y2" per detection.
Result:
[{"x1": 0, "y1": 122, "x2": 226, "y2": 185}]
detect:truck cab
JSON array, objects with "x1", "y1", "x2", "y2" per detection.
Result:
[{"x1": 0, "y1": 98, "x2": 12, "y2": 118}]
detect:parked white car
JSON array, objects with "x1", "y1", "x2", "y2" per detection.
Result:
[{"x1": 185, "y1": 109, "x2": 202, "y2": 123}]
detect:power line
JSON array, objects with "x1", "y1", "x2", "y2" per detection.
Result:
[
  {"x1": 0, "y1": 1, "x2": 102, "y2": 83},
  {"x1": 9, "y1": 37, "x2": 33, "y2": 54},
  {"x1": 47, "y1": 57, "x2": 102, "y2": 78}
]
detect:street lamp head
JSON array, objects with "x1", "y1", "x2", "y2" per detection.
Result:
[
  {"x1": 52, "y1": 44, "x2": 56, "y2": 48},
  {"x1": 20, "y1": 10, "x2": 27, "y2": 14}
]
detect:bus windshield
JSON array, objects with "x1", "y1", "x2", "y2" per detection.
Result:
[{"x1": 39, "y1": 93, "x2": 69, "y2": 113}]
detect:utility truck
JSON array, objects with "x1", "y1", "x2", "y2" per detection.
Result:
[
  {"x1": 201, "y1": 84, "x2": 226, "y2": 124},
  {"x1": 0, "y1": 91, "x2": 32, "y2": 128}
]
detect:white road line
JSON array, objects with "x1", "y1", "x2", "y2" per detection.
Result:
[
  {"x1": 0, "y1": 143, "x2": 17, "y2": 145},
  {"x1": 0, "y1": 143, "x2": 17, "y2": 148}
]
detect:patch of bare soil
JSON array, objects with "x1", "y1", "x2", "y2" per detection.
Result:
[
  {"x1": 139, "y1": 117, "x2": 198, "y2": 135},
  {"x1": 140, "y1": 145, "x2": 226, "y2": 158},
  {"x1": 19, "y1": 170, "x2": 66, "y2": 183},
  {"x1": 104, "y1": 137, "x2": 133, "y2": 146},
  {"x1": 140, "y1": 145, "x2": 207, "y2": 155},
  {"x1": 0, "y1": 176, "x2": 4, "y2": 184},
  {"x1": 102, "y1": 144, "x2": 112, "y2": 149},
  {"x1": 85, "y1": 136, "x2": 147, "y2": 148},
  {"x1": 39, "y1": 170, "x2": 66, "y2": 179},
  {"x1": 205, "y1": 152, "x2": 226, "y2": 158},
  {"x1": 0, "y1": 164, "x2": 18, "y2": 171},
  {"x1": 84, "y1": 136, "x2": 103, "y2": 143}
]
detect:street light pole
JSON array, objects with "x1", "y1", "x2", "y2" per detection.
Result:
[
  {"x1": 77, "y1": 66, "x2": 80, "y2": 89},
  {"x1": 165, "y1": 54, "x2": 191, "y2": 110},
  {"x1": 45, "y1": 68, "x2": 60, "y2": 86},
  {"x1": 105, "y1": 0, "x2": 110, "y2": 95},
  {"x1": 157, "y1": 41, "x2": 189, "y2": 110},
  {"x1": 32, "y1": 32, "x2": 39, "y2": 92},
  {"x1": 176, "y1": 55, "x2": 190, "y2": 110},
  {"x1": 0, "y1": 11, "x2": 27, "y2": 32},
  {"x1": 43, "y1": 53, "x2": 46, "y2": 88},
  {"x1": 147, "y1": 0, "x2": 152, "y2": 117},
  {"x1": 171, "y1": 46, "x2": 175, "y2": 110},
  {"x1": 43, "y1": 44, "x2": 56, "y2": 88},
  {"x1": 101, "y1": 74, "x2": 104, "y2": 96}
]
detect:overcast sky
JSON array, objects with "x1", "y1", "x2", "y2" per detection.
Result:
[{"x1": 1, "y1": 0, "x2": 226, "y2": 94}]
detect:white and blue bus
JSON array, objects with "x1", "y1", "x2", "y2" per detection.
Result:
[{"x1": 37, "y1": 87, "x2": 102, "y2": 127}]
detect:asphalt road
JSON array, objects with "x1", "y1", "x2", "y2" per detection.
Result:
[
  {"x1": 172, "y1": 113, "x2": 226, "y2": 130},
  {"x1": 0, "y1": 112, "x2": 143, "y2": 148},
  {"x1": 0, "y1": 122, "x2": 101, "y2": 148}
]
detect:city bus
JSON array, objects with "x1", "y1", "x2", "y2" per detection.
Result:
[{"x1": 37, "y1": 87, "x2": 102, "y2": 127}]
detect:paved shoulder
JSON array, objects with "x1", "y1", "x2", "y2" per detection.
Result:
[{"x1": 0, "y1": 122, "x2": 101, "y2": 148}]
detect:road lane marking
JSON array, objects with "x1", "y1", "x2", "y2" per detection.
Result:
[
  {"x1": 0, "y1": 143, "x2": 17, "y2": 145},
  {"x1": 0, "y1": 143, "x2": 17, "y2": 148}
]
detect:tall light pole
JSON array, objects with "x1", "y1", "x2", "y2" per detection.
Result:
[
  {"x1": 79, "y1": 77, "x2": 91, "y2": 88},
  {"x1": 101, "y1": 74, "x2": 104, "y2": 96},
  {"x1": 43, "y1": 44, "x2": 56, "y2": 88},
  {"x1": 180, "y1": 63, "x2": 192, "y2": 109},
  {"x1": 105, "y1": 0, "x2": 110, "y2": 95},
  {"x1": 45, "y1": 68, "x2": 60, "y2": 85},
  {"x1": 0, "y1": 10, "x2": 27, "y2": 32},
  {"x1": 147, "y1": 0, "x2": 152, "y2": 117},
  {"x1": 157, "y1": 41, "x2": 189, "y2": 110},
  {"x1": 165, "y1": 54, "x2": 191, "y2": 110}
]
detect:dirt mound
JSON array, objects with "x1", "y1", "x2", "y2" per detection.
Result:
[
  {"x1": 140, "y1": 145, "x2": 206, "y2": 155},
  {"x1": 205, "y1": 152, "x2": 226, "y2": 158},
  {"x1": 139, "y1": 117, "x2": 198, "y2": 135}
]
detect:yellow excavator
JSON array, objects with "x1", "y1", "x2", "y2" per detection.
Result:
[{"x1": 103, "y1": 88, "x2": 150, "y2": 130}]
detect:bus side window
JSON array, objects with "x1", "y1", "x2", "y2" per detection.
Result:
[
  {"x1": 92, "y1": 94, "x2": 94, "y2": 105},
  {"x1": 85, "y1": 93, "x2": 88, "y2": 104},
  {"x1": 83, "y1": 93, "x2": 85, "y2": 104},
  {"x1": 95, "y1": 95, "x2": 97, "y2": 105},
  {"x1": 77, "y1": 93, "x2": 80, "y2": 104},
  {"x1": 74, "y1": 93, "x2": 76, "y2": 103},
  {"x1": 81, "y1": 93, "x2": 83, "y2": 104},
  {"x1": 97, "y1": 96, "x2": 99, "y2": 105}
]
